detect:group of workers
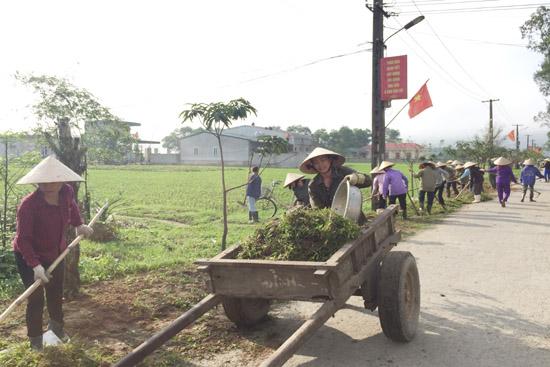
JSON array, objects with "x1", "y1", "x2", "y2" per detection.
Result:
[
  {"x1": 247, "y1": 148, "x2": 550, "y2": 223},
  {"x1": 11, "y1": 150, "x2": 549, "y2": 351}
]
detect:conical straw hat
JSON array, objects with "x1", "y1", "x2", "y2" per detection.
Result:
[
  {"x1": 493, "y1": 157, "x2": 511, "y2": 166},
  {"x1": 378, "y1": 161, "x2": 395, "y2": 170},
  {"x1": 369, "y1": 165, "x2": 382, "y2": 174},
  {"x1": 283, "y1": 173, "x2": 306, "y2": 188},
  {"x1": 299, "y1": 147, "x2": 345, "y2": 174},
  {"x1": 455, "y1": 164, "x2": 464, "y2": 170},
  {"x1": 523, "y1": 158, "x2": 536, "y2": 166},
  {"x1": 451, "y1": 160, "x2": 463, "y2": 166},
  {"x1": 463, "y1": 161, "x2": 478, "y2": 169},
  {"x1": 446, "y1": 160, "x2": 453, "y2": 164},
  {"x1": 17, "y1": 156, "x2": 84, "y2": 184},
  {"x1": 436, "y1": 161, "x2": 447, "y2": 167}
]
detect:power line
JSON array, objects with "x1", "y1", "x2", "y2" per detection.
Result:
[
  {"x1": 408, "y1": 0, "x2": 493, "y2": 98},
  {"x1": 226, "y1": 48, "x2": 372, "y2": 86},
  {"x1": 398, "y1": 3, "x2": 550, "y2": 14},
  {"x1": 389, "y1": 17, "x2": 485, "y2": 100},
  {"x1": 392, "y1": 0, "x2": 529, "y2": 6},
  {"x1": 383, "y1": 26, "x2": 527, "y2": 47}
]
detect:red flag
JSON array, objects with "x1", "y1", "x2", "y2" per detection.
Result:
[
  {"x1": 408, "y1": 83, "x2": 433, "y2": 118},
  {"x1": 507, "y1": 129, "x2": 515, "y2": 142}
]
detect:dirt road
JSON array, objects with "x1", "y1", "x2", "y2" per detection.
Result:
[{"x1": 212, "y1": 182, "x2": 550, "y2": 367}]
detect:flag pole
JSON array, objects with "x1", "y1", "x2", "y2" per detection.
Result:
[{"x1": 386, "y1": 79, "x2": 430, "y2": 129}]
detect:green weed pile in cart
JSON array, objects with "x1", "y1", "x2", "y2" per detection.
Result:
[{"x1": 238, "y1": 208, "x2": 360, "y2": 261}]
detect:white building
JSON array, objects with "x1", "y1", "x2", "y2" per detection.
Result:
[{"x1": 178, "y1": 125, "x2": 314, "y2": 167}]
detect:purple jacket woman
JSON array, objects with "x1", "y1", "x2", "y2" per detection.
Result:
[{"x1": 486, "y1": 165, "x2": 517, "y2": 206}]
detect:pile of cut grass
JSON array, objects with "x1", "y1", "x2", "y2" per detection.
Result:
[{"x1": 238, "y1": 208, "x2": 360, "y2": 261}]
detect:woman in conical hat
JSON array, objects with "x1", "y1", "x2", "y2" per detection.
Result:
[
  {"x1": 461, "y1": 162, "x2": 484, "y2": 203},
  {"x1": 13, "y1": 155, "x2": 93, "y2": 350},
  {"x1": 379, "y1": 161, "x2": 409, "y2": 219},
  {"x1": 519, "y1": 158, "x2": 544, "y2": 202},
  {"x1": 283, "y1": 173, "x2": 310, "y2": 207},
  {"x1": 486, "y1": 156, "x2": 517, "y2": 207},
  {"x1": 299, "y1": 147, "x2": 371, "y2": 211},
  {"x1": 369, "y1": 165, "x2": 387, "y2": 210}
]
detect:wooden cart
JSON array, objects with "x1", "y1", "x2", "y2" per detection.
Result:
[{"x1": 115, "y1": 205, "x2": 420, "y2": 367}]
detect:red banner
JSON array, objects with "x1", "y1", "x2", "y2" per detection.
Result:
[{"x1": 381, "y1": 55, "x2": 407, "y2": 101}]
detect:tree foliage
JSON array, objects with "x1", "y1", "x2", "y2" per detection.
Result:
[
  {"x1": 162, "y1": 126, "x2": 203, "y2": 153},
  {"x1": 312, "y1": 126, "x2": 372, "y2": 155},
  {"x1": 16, "y1": 73, "x2": 134, "y2": 164},
  {"x1": 286, "y1": 124, "x2": 312, "y2": 135},
  {"x1": 522, "y1": 7, "x2": 550, "y2": 128}
]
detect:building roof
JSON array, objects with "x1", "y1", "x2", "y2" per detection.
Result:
[{"x1": 179, "y1": 124, "x2": 311, "y2": 143}]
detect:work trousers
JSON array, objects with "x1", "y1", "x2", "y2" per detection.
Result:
[
  {"x1": 247, "y1": 196, "x2": 257, "y2": 212},
  {"x1": 489, "y1": 174, "x2": 497, "y2": 189},
  {"x1": 389, "y1": 194, "x2": 407, "y2": 214},
  {"x1": 435, "y1": 183, "x2": 446, "y2": 206},
  {"x1": 523, "y1": 183, "x2": 535, "y2": 200},
  {"x1": 418, "y1": 190, "x2": 435, "y2": 211},
  {"x1": 373, "y1": 195, "x2": 387, "y2": 210},
  {"x1": 497, "y1": 183, "x2": 511, "y2": 203},
  {"x1": 472, "y1": 181, "x2": 483, "y2": 195},
  {"x1": 446, "y1": 181, "x2": 459, "y2": 197},
  {"x1": 15, "y1": 251, "x2": 64, "y2": 338}
]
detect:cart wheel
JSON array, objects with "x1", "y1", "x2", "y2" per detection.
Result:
[
  {"x1": 222, "y1": 297, "x2": 271, "y2": 328},
  {"x1": 378, "y1": 251, "x2": 420, "y2": 342}
]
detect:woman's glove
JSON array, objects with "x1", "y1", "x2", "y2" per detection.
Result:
[
  {"x1": 345, "y1": 173, "x2": 368, "y2": 186},
  {"x1": 76, "y1": 224, "x2": 94, "y2": 237},
  {"x1": 33, "y1": 265, "x2": 50, "y2": 284}
]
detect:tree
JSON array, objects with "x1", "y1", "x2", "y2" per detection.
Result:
[
  {"x1": 254, "y1": 135, "x2": 290, "y2": 168},
  {"x1": 180, "y1": 98, "x2": 257, "y2": 250},
  {"x1": 286, "y1": 125, "x2": 312, "y2": 135},
  {"x1": 386, "y1": 128, "x2": 402, "y2": 143},
  {"x1": 311, "y1": 126, "x2": 371, "y2": 155},
  {"x1": 16, "y1": 73, "x2": 119, "y2": 296},
  {"x1": 84, "y1": 120, "x2": 135, "y2": 164},
  {"x1": 522, "y1": 7, "x2": 550, "y2": 125}
]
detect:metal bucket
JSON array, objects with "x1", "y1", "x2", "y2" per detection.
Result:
[{"x1": 331, "y1": 180, "x2": 363, "y2": 223}]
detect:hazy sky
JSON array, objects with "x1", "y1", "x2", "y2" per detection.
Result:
[{"x1": 0, "y1": 0, "x2": 548, "y2": 150}]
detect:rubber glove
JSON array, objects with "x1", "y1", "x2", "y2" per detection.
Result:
[
  {"x1": 76, "y1": 224, "x2": 94, "y2": 237},
  {"x1": 33, "y1": 265, "x2": 50, "y2": 283}
]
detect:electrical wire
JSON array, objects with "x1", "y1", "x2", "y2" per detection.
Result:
[
  {"x1": 389, "y1": 17, "x2": 485, "y2": 100},
  {"x1": 397, "y1": 4, "x2": 550, "y2": 14},
  {"x1": 225, "y1": 48, "x2": 372, "y2": 86},
  {"x1": 408, "y1": 0, "x2": 493, "y2": 98},
  {"x1": 392, "y1": 0, "x2": 530, "y2": 6},
  {"x1": 382, "y1": 26, "x2": 526, "y2": 47}
]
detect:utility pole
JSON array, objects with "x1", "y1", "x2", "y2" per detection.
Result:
[
  {"x1": 482, "y1": 99, "x2": 499, "y2": 153},
  {"x1": 526, "y1": 134, "x2": 530, "y2": 150},
  {"x1": 512, "y1": 124, "x2": 521, "y2": 168},
  {"x1": 513, "y1": 124, "x2": 521, "y2": 151},
  {"x1": 370, "y1": 0, "x2": 385, "y2": 168}
]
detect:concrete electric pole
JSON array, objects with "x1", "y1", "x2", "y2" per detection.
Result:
[
  {"x1": 482, "y1": 99, "x2": 499, "y2": 152},
  {"x1": 370, "y1": 0, "x2": 385, "y2": 169}
]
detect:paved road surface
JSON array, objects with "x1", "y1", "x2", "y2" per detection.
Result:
[{"x1": 200, "y1": 182, "x2": 550, "y2": 367}]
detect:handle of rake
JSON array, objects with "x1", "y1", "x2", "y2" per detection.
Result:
[
  {"x1": 454, "y1": 183, "x2": 470, "y2": 200},
  {"x1": 0, "y1": 202, "x2": 109, "y2": 324}
]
